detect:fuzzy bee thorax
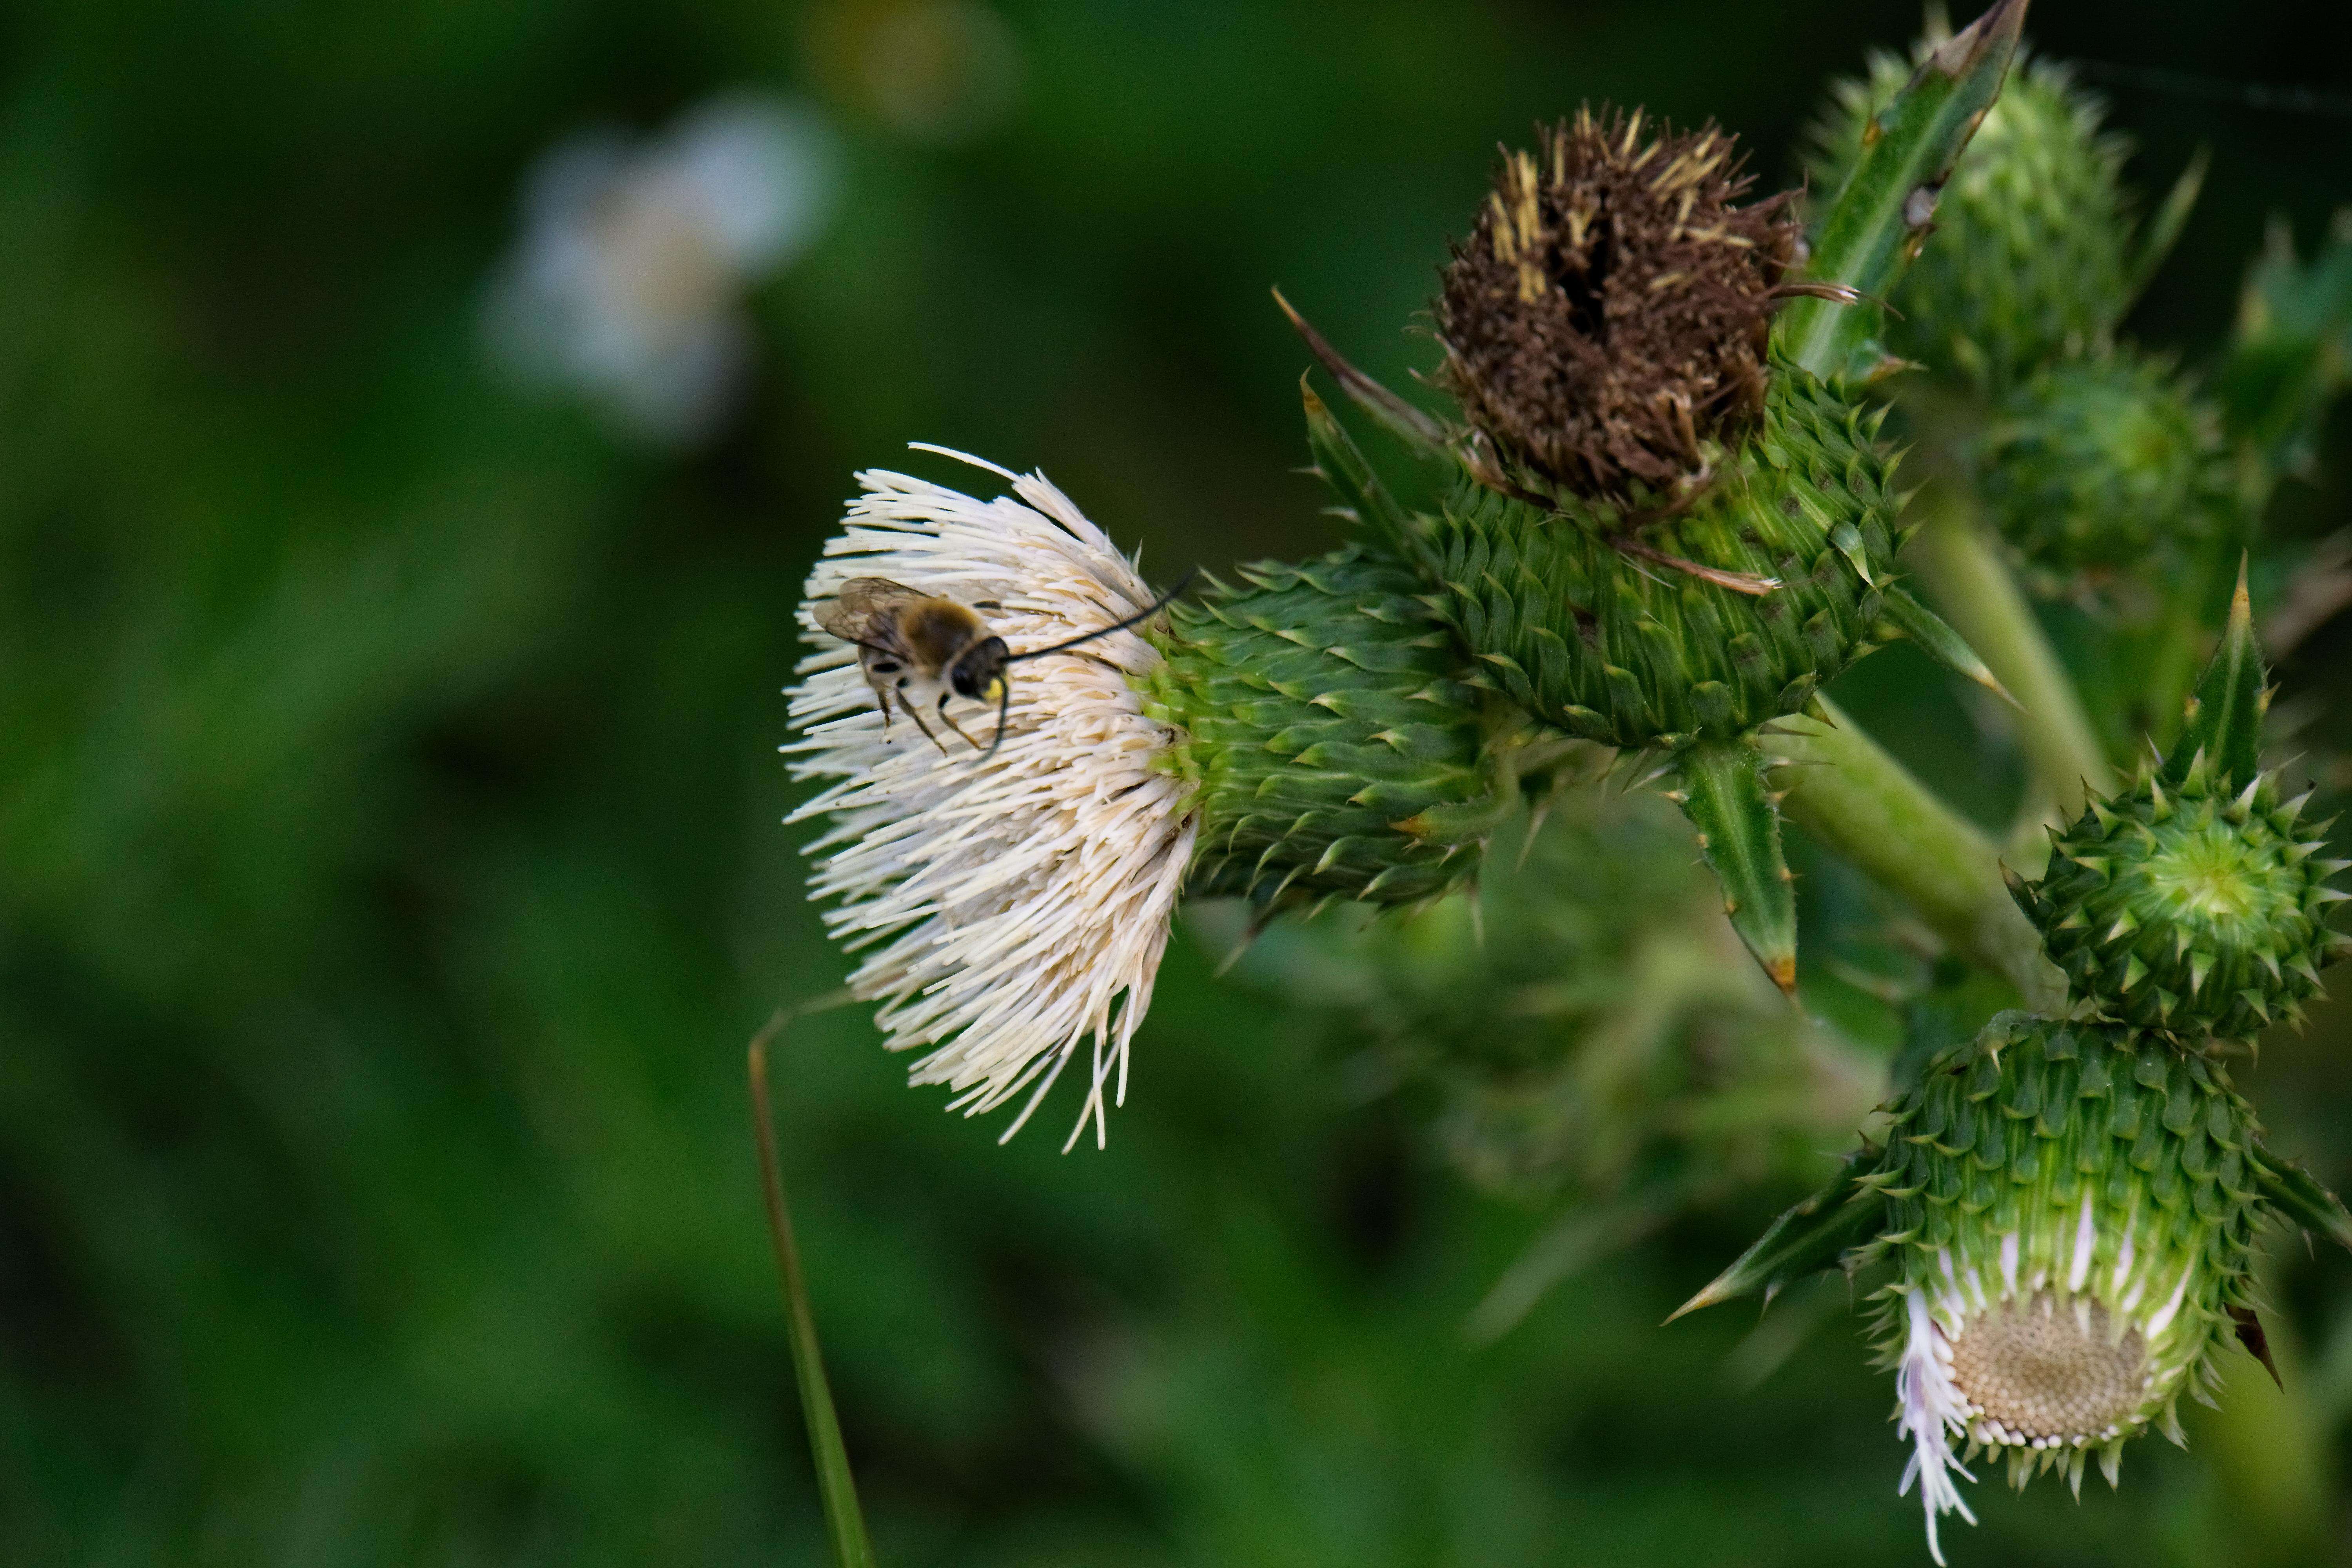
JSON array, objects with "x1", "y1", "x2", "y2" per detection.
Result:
[{"x1": 900, "y1": 599, "x2": 985, "y2": 667}]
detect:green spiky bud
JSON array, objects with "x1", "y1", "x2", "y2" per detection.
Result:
[
  {"x1": 1426, "y1": 352, "x2": 1899, "y2": 748},
  {"x1": 1139, "y1": 546, "x2": 1513, "y2": 911},
  {"x1": 1973, "y1": 351, "x2": 2227, "y2": 577},
  {"x1": 1865, "y1": 1014, "x2": 2261, "y2": 1549},
  {"x1": 2216, "y1": 210, "x2": 2352, "y2": 485},
  {"x1": 2011, "y1": 574, "x2": 2345, "y2": 1039},
  {"x1": 1421, "y1": 356, "x2": 1916, "y2": 992},
  {"x1": 1805, "y1": 47, "x2": 2171, "y2": 390}
]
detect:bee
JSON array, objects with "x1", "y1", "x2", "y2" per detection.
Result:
[{"x1": 814, "y1": 568, "x2": 1196, "y2": 757}]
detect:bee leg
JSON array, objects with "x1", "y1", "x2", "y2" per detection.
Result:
[
  {"x1": 875, "y1": 686, "x2": 893, "y2": 733},
  {"x1": 935, "y1": 691, "x2": 985, "y2": 753},
  {"x1": 902, "y1": 701, "x2": 952, "y2": 756}
]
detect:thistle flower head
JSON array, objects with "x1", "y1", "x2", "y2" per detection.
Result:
[
  {"x1": 1437, "y1": 106, "x2": 1798, "y2": 500},
  {"x1": 786, "y1": 454, "x2": 1523, "y2": 1145},
  {"x1": 786, "y1": 450, "x2": 1195, "y2": 1149},
  {"x1": 1862, "y1": 1014, "x2": 2264, "y2": 1561}
]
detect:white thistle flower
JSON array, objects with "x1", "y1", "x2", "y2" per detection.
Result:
[
  {"x1": 482, "y1": 93, "x2": 838, "y2": 443},
  {"x1": 785, "y1": 447, "x2": 1196, "y2": 1150}
]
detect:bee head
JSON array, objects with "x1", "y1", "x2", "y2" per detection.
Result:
[{"x1": 951, "y1": 636, "x2": 1011, "y2": 701}]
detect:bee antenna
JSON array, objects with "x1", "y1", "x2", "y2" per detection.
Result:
[{"x1": 1005, "y1": 568, "x2": 1199, "y2": 663}]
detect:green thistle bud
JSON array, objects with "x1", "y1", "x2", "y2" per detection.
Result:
[
  {"x1": 2010, "y1": 573, "x2": 2347, "y2": 1039},
  {"x1": 1867, "y1": 1014, "x2": 2260, "y2": 1554},
  {"x1": 1423, "y1": 355, "x2": 1911, "y2": 992},
  {"x1": 1140, "y1": 546, "x2": 1514, "y2": 911},
  {"x1": 1805, "y1": 46, "x2": 2184, "y2": 390},
  {"x1": 1425, "y1": 353, "x2": 1898, "y2": 749},
  {"x1": 1974, "y1": 350, "x2": 2227, "y2": 578}
]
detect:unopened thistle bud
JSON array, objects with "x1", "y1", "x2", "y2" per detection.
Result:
[
  {"x1": 788, "y1": 452, "x2": 1513, "y2": 1146},
  {"x1": 1865, "y1": 1014, "x2": 2262, "y2": 1561},
  {"x1": 1805, "y1": 46, "x2": 2187, "y2": 390},
  {"x1": 1436, "y1": 106, "x2": 1798, "y2": 500},
  {"x1": 1973, "y1": 350, "x2": 2227, "y2": 579},
  {"x1": 2010, "y1": 572, "x2": 2347, "y2": 1040}
]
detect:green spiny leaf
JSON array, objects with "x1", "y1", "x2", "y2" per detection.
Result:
[
  {"x1": 2250, "y1": 1140, "x2": 2352, "y2": 1254},
  {"x1": 2123, "y1": 147, "x2": 2207, "y2": 309},
  {"x1": 1880, "y1": 583, "x2": 2017, "y2": 707},
  {"x1": 1300, "y1": 377, "x2": 1427, "y2": 568},
  {"x1": 2165, "y1": 557, "x2": 2265, "y2": 793},
  {"x1": 1673, "y1": 737, "x2": 1798, "y2": 995},
  {"x1": 1665, "y1": 1154, "x2": 1887, "y2": 1321},
  {"x1": 1274, "y1": 286, "x2": 1451, "y2": 457},
  {"x1": 1777, "y1": 0, "x2": 2031, "y2": 382}
]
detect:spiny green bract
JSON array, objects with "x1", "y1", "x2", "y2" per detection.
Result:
[
  {"x1": 1974, "y1": 351, "x2": 2226, "y2": 577},
  {"x1": 2012, "y1": 757, "x2": 2347, "y2": 1041},
  {"x1": 1425, "y1": 354, "x2": 1899, "y2": 746},
  {"x1": 1861, "y1": 1012, "x2": 2261, "y2": 1487},
  {"x1": 1806, "y1": 49, "x2": 2131, "y2": 390},
  {"x1": 1138, "y1": 546, "x2": 1504, "y2": 910}
]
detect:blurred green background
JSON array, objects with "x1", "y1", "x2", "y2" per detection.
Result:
[{"x1": 5, "y1": 1, "x2": 2352, "y2": 1563}]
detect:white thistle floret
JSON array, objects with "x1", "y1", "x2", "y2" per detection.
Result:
[
  {"x1": 786, "y1": 446, "x2": 1196, "y2": 1149},
  {"x1": 1895, "y1": 1287, "x2": 1978, "y2": 1568}
]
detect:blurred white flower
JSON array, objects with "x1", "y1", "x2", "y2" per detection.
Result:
[
  {"x1": 784, "y1": 448, "x2": 1194, "y2": 1150},
  {"x1": 482, "y1": 93, "x2": 838, "y2": 444}
]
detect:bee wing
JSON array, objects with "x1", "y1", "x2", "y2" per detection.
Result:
[{"x1": 813, "y1": 577, "x2": 920, "y2": 643}]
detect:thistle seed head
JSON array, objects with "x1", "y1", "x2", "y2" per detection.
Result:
[{"x1": 1437, "y1": 106, "x2": 1798, "y2": 500}]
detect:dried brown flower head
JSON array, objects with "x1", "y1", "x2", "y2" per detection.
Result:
[{"x1": 1437, "y1": 107, "x2": 1798, "y2": 500}]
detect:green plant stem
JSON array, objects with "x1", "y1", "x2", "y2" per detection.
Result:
[
  {"x1": 750, "y1": 1001, "x2": 878, "y2": 1568},
  {"x1": 1769, "y1": 698, "x2": 2065, "y2": 1008},
  {"x1": 1904, "y1": 490, "x2": 2117, "y2": 815}
]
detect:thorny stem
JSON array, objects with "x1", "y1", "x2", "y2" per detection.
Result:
[
  {"x1": 1769, "y1": 698, "x2": 2065, "y2": 1009},
  {"x1": 1904, "y1": 487, "x2": 2118, "y2": 816},
  {"x1": 749, "y1": 998, "x2": 878, "y2": 1568}
]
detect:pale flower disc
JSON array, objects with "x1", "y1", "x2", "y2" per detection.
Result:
[{"x1": 785, "y1": 447, "x2": 1196, "y2": 1149}]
